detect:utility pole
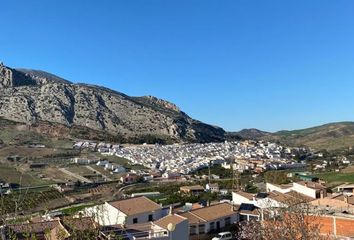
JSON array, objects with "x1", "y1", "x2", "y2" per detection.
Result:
[
  {"x1": 208, "y1": 160, "x2": 212, "y2": 185},
  {"x1": 231, "y1": 158, "x2": 241, "y2": 191}
]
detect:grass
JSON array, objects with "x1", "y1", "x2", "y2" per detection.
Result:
[
  {"x1": 0, "y1": 165, "x2": 49, "y2": 186},
  {"x1": 315, "y1": 172, "x2": 354, "y2": 184},
  {"x1": 61, "y1": 203, "x2": 95, "y2": 215}
]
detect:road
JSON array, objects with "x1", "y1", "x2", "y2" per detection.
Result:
[
  {"x1": 59, "y1": 168, "x2": 93, "y2": 183},
  {"x1": 85, "y1": 166, "x2": 113, "y2": 181}
]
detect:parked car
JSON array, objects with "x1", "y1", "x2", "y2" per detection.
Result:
[{"x1": 212, "y1": 231, "x2": 233, "y2": 240}]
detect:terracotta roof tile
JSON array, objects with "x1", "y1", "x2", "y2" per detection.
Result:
[
  {"x1": 234, "y1": 191, "x2": 254, "y2": 200},
  {"x1": 109, "y1": 196, "x2": 162, "y2": 216},
  {"x1": 179, "y1": 203, "x2": 236, "y2": 223},
  {"x1": 154, "y1": 214, "x2": 187, "y2": 229}
]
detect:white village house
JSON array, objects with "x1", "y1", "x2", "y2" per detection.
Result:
[{"x1": 84, "y1": 196, "x2": 164, "y2": 226}]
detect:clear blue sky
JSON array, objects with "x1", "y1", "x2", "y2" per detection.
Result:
[{"x1": 1, "y1": 0, "x2": 354, "y2": 132}]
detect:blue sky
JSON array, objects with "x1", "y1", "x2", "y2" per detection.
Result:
[{"x1": 1, "y1": 0, "x2": 354, "y2": 132}]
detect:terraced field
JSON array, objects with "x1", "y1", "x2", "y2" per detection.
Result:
[{"x1": 0, "y1": 165, "x2": 49, "y2": 186}]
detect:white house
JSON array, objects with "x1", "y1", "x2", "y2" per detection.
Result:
[
  {"x1": 232, "y1": 191, "x2": 254, "y2": 205},
  {"x1": 96, "y1": 160, "x2": 109, "y2": 167},
  {"x1": 104, "y1": 163, "x2": 116, "y2": 170},
  {"x1": 152, "y1": 214, "x2": 189, "y2": 240},
  {"x1": 266, "y1": 181, "x2": 326, "y2": 199},
  {"x1": 266, "y1": 183, "x2": 293, "y2": 194},
  {"x1": 113, "y1": 165, "x2": 126, "y2": 174},
  {"x1": 83, "y1": 196, "x2": 164, "y2": 226},
  {"x1": 162, "y1": 172, "x2": 180, "y2": 179},
  {"x1": 72, "y1": 158, "x2": 98, "y2": 165},
  {"x1": 179, "y1": 203, "x2": 239, "y2": 236},
  {"x1": 292, "y1": 181, "x2": 327, "y2": 199},
  {"x1": 232, "y1": 190, "x2": 312, "y2": 213},
  {"x1": 206, "y1": 183, "x2": 220, "y2": 193}
]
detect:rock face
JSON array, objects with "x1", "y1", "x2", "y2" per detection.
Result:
[{"x1": 0, "y1": 63, "x2": 225, "y2": 143}]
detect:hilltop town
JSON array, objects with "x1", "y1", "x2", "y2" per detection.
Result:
[{"x1": 1, "y1": 135, "x2": 354, "y2": 239}]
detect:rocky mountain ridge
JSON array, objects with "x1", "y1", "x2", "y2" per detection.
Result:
[{"x1": 0, "y1": 63, "x2": 225, "y2": 143}]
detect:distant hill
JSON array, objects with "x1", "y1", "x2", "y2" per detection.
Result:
[
  {"x1": 230, "y1": 128, "x2": 271, "y2": 140},
  {"x1": 233, "y1": 122, "x2": 354, "y2": 151},
  {"x1": 270, "y1": 122, "x2": 354, "y2": 151},
  {"x1": 0, "y1": 62, "x2": 225, "y2": 143}
]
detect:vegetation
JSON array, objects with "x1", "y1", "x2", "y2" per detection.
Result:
[
  {"x1": 268, "y1": 122, "x2": 354, "y2": 151},
  {"x1": 315, "y1": 172, "x2": 354, "y2": 184},
  {"x1": 0, "y1": 165, "x2": 48, "y2": 186},
  {"x1": 194, "y1": 165, "x2": 233, "y2": 179},
  {"x1": 264, "y1": 171, "x2": 291, "y2": 185},
  {"x1": 61, "y1": 203, "x2": 95, "y2": 215},
  {"x1": 235, "y1": 201, "x2": 329, "y2": 240},
  {"x1": 0, "y1": 189, "x2": 65, "y2": 215},
  {"x1": 125, "y1": 182, "x2": 219, "y2": 205}
]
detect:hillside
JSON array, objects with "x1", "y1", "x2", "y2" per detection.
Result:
[
  {"x1": 0, "y1": 63, "x2": 225, "y2": 143},
  {"x1": 231, "y1": 128, "x2": 271, "y2": 140},
  {"x1": 266, "y1": 122, "x2": 354, "y2": 151}
]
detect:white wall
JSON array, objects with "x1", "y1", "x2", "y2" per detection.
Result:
[
  {"x1": 232, "y1": 192, "x2": 253, "y2": 205},
  {"x1": 84, "y1": 203, "x2": 127, "y2": 226},
  {"x1": 292, "y1": 183, "x2": 317, "y2": 198},
  {"x1": 266, "y1": 183, "x2": 291, "y2": 194},
  {"x1": 125, "y1": 209, "x2": 164, "y2": 225},
  {"x1": 193, "y1": 213, "x2": 239, "y2": 235}
]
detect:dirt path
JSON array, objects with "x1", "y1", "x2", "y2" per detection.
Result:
[{"x1": 59, "y1": 168, "x2": 92, "y2": 183}]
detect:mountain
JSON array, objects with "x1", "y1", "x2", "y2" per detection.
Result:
[
  {"x1": 0, "y1": 62, "x2": 225, "y2": 143},
  {"x1": 269, "y1": 122, "x2": 354, "y2": 151},
  {"x1": 231, "y1": 128, "x2": 271, "y2": 140},
  {"x1": 234, "y1": 122, "x2": 354, "y2": 151}
]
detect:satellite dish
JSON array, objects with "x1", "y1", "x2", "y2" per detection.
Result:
[{"x1": 167, "y1": 223, "x2": 176, "y2": 232}]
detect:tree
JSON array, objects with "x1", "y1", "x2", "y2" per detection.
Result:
[{"x1": 235, "y1": 200, "x2": 329, "y2": 240}]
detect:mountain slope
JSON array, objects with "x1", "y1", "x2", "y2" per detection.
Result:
[
  {"x1": 231, "y1": 128, "x2": 271, "y2": 140},
  {"x1": 0, "y1": 63, "x2": 225, "y2": 143},
  {"x1": 271, "y1": 122, "x2": 354, "y2": 150}
]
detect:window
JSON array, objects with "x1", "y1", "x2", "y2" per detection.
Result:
[
  {"x1": 210, "y1": 222, "x2": 215, "y2": 231},
  {"x1": 148, "y1": 214, "x2": 153, "y2": 221},
  {"x1": 198, "y1": 224, "x2": 205, "y2": 234},
  {"x1": 190, "y1": 226, "x2": 197, "y2": 235},
  {"x1": 133, "y1": 218, "x2": 138, "y2": 224},
  {"x1": 224, "y1": 233, "x2": 232, "y2": 238},
  {"x1": 224, "y1": 217, "x2": 231, "y2": 226}
]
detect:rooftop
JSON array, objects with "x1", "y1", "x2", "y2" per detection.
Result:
[
  {"x1": 296, "y1": 181, "x2": 326, "y2": 190},
  {"x1": 234, "y1": 191, "x2": 254, "y2": 200},
  {"x1": 109, "y1": 196, "x2": 162, "y2": 216},
  {"x1": 154, "y1": 214, "x2": 187, "y2": 230},
  {"x1": 179, "y1": 203, "x2": 236, "y2": 223},
  {"x1": 180, "y1": 185, "x2": 204, "y2": 191}
]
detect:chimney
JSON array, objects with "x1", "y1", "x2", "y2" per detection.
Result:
[
  {"x1": 344, "y1": 195, "x2": 349, "y2": 204},
  {"x1": 320, "y1": 190, "x2": 325, "y2": 199},
  {"x1": 169, "y1": 205, "x2": 173, "y2": 215}
]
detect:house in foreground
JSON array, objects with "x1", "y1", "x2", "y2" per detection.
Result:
[
  {"x1": 83, "y1": 196, "x2": 164, "y2": 226},
  {"x1": 179, "y1": 203, "x2": 238, "y2": 236},
  {"x1": 99, "y1": 214, "x2": 189, "y2": 240},
  {"x1": 266, "y1": 181, "x2": 327, "y2": 199},
  {"x1": 152, "y1": 214, "x2": 189, "y2": 240}
]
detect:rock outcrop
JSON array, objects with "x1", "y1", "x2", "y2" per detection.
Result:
[{"x1": 0, "y1": 63, "x2": 225, "y2": 143}]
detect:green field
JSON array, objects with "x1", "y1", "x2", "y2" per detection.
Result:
[
  {"x1": 315, "y1": 172, "x2": 354, "y2": 184},
  {"x1": 61, "y1": 203, "x2": 95, "y2": 215}
]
